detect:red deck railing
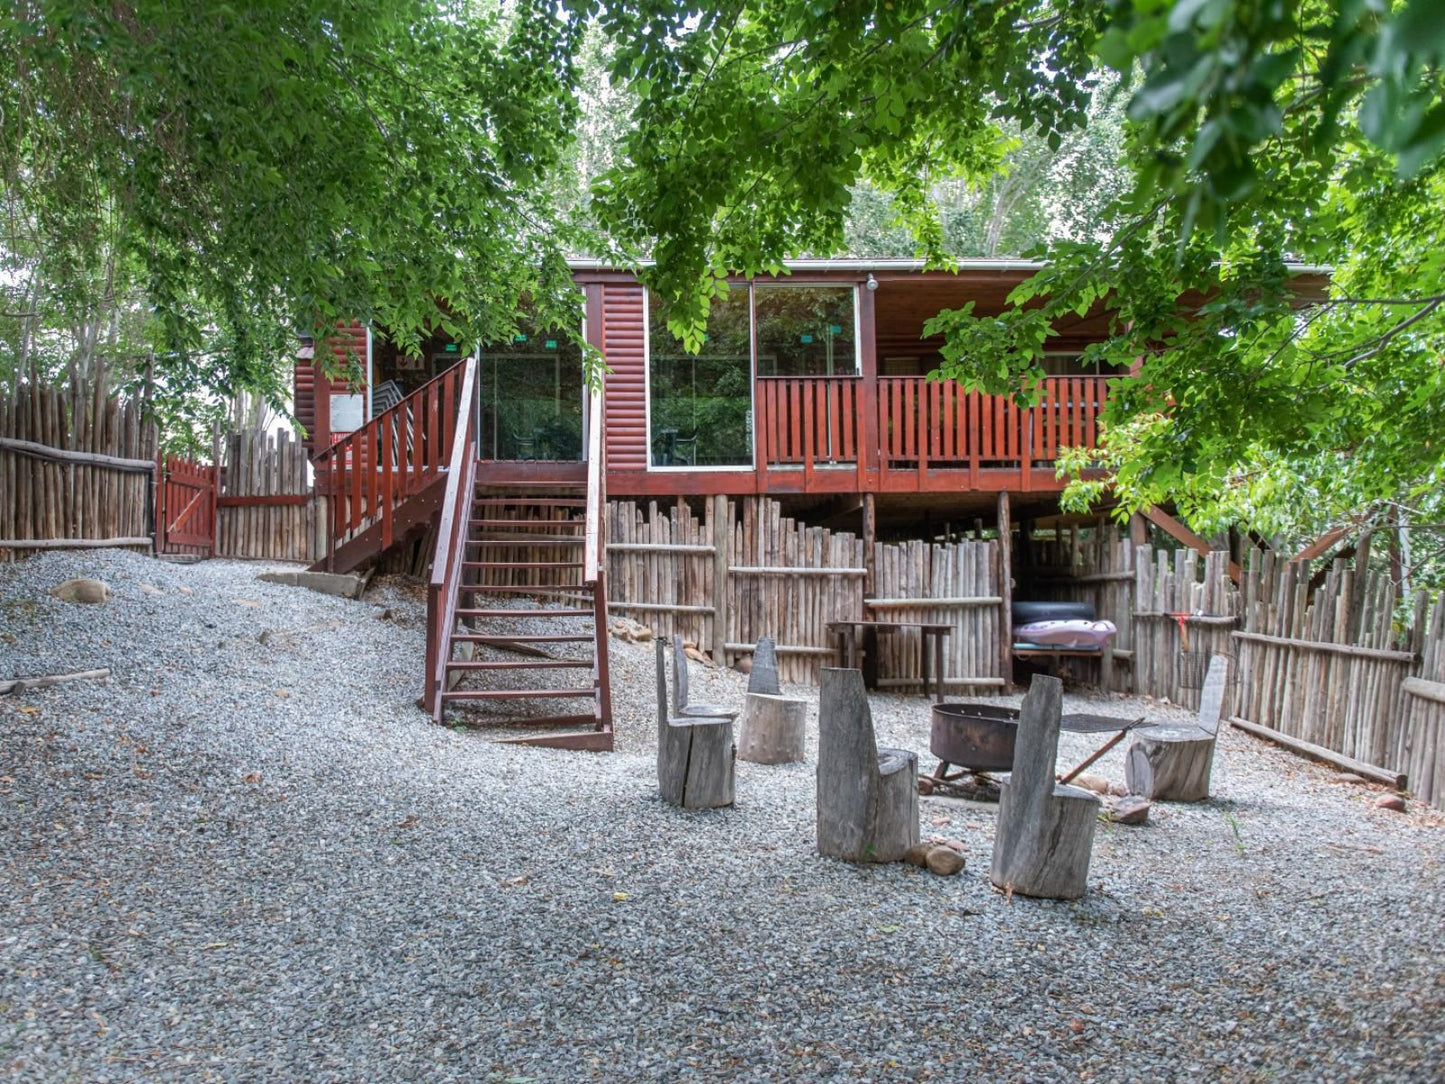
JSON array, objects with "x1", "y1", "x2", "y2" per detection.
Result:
[
  {"x1": 314, "y1": 360, "x2": 468, "y2": 556},
  {"x1": 757, "y1": 375, "x2": 862, "y2": 469},
  {"x1": 877, "y1": 374, "x2": 1109, "y2": 483},
  {"x1": 751, "y1": 373, "x2": 1109, "y2": 490}
]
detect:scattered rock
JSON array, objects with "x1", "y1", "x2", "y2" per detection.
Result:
[
  {"x1": 257, "y1": 569, "x2": 366, "y2": 600},
  {"x1": 925, "y1": 847, "x2": 965, "y2": 876},
  {"x1": 1334, "y1": 772, "x2": 1369, "y2": 786},
  {"x1": 177, "y1": 585, "x2": 194, "y2": 595},
  {"x1": 1103, "y1": 795, "x2": 1151, "y2": 826},
  {"x1": 609, "y1": 618, "x2": 654, "y2": 643},
  {"x1": 684, "y1": 645, "x2": 711, "y2": 665},
  {"x1": 50, "y1": 578, "x2": 110, "y2": 604},
  {"x1": 138, "y1": 583, "x2": 163, "y2": 596},
  {"x1": 1375, "y1": 794, "x2": 1407, "y2": 813},
  {"x1": 1108, "y1": 781, "x2": 1129, "y2": 797},
  {"x1": 904, "y1": 843, "x2": 932, "y2": 868},
  {"x1": 734, "y1": 656, "x2": 754, "y2": 675},
  {"x1": 1072, "y1": 772, "x2": 1112, "y2": 796},
  {"x1": 258, "y1": 629, "x2": 300, "y2": 650}
]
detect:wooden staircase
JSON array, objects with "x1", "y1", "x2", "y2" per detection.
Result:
[
  {"x1": 431, "y1": 479, "x2": 613, "y2": 747},
  {"x1": 423, "y1": 362, "x2": 612, "y2": 750}
]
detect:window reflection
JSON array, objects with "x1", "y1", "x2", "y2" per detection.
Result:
[
  {"x1": 647, "y1": 291, "x2": 753, "y2": 467},
  {"x1": 479, "y1": 316, "x2": 584, "y2": 461},
  {"x1": 754, "y1": 285, "x2": 857, "y2": 376}
]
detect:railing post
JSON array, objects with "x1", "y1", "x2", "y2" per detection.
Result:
[{"x1": 858, "y1": 278, "x2": 879, "y2": 488}]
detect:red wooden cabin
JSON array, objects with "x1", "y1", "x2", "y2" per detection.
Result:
[
  {"x1": 295, "y1": 259, "x2": 1204, "y2": 505},
  {"x1": 291, "y1": 259, "x2": 1328, "y2": 746}
]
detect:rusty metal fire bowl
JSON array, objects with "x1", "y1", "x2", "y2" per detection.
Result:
[{"x1": 929, "y1": 702, "x2": 1020, "y2": 772}]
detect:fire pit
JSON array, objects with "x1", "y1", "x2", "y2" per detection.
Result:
[
  {"x1": 918, "y1": 702, "x2": 1147, "y2": 800},
  {"x1": 918, "y1": 702, "x2": 1019, "y2": 799}
]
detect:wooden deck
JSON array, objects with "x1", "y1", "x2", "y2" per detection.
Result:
[{"x1": 606, "y1": 373, "x2": 1109, "y2": 498}]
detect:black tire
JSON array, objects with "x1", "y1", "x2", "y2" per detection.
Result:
[{"x1": 1011, "y1": 600, "x2": 1096, "y2": 623}]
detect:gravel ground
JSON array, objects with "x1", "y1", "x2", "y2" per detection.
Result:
[{"x1": 1, "y1": 549, "x2": 1442, "y2": 1083}]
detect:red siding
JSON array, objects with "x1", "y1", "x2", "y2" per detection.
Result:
[
  {"x1": 602, "y1": 284, "x2": 648, "y2": 471},
  {"x1": 296, "y1": 321, "x2": 368, "y2": 455},
  {"x1": 294, "y1": 350, "x2": 318, "y2": 454}
]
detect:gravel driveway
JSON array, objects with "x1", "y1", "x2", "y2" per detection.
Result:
[{"x1": 2, "y1": 550, "x2": 1441, "y2": 1083}]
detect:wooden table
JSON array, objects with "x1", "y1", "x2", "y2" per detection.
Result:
[{"x1": 827, "y1": 619, "x2": 952, "y2": 703}]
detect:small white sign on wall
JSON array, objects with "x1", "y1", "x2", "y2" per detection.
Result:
[{"x1": 330, "y1": 392, "x2": 365, "y2": 433}]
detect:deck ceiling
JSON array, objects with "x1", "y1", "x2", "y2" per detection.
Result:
[
  {"x1": 870, "y1": 268, "x2": 1332, "y2": 356},
  {"x1": 872, "y1": 272, "x2": 1114, "y2": 355}
]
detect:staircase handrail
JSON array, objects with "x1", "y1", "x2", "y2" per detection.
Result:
[
  {"x1": 314, "y1": 357, "x2": 469, "y2": 568},
  {"x1": 424, "y1": 354, "x2": 479, "y2": 717},
  {"x1": 311, "y1": 359, "x2": 462, "y2": 467},
  {"x1": 583, "y1": 383, "x2": 604, "y2": 583}
]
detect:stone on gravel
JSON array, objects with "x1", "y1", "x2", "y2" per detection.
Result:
[
  {"x1": 49, "y1": 577, "x2": 109, "y2": 603},
  {"x1": 1072, "y1": 771, "x2": 1112, "y2": 795},
  {"x1": 904, "y1": 843, "x2": 932, "y2": 867},
  {"x1": 257, "y1": 569, "x2": 366, "y2": 599},
  {"x1": 1104, "y1": 794, "x2": 1152, "y2": 825},
  {"x1": 1334, "y1": 772, "x2": 1369, "y2": 785},
  {"x1": 1375, "y1": 794, "x2": 1407, "y2": 812},
  {"x1": 925, "y1": 847, "x2": 965, "y2": 876}
]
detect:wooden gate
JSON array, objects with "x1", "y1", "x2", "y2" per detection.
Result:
[{"x1": 158, "y1": 455, "x2": 217, "y2": 556}]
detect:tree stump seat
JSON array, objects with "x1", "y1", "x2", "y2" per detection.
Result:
[
  {"x1": 989, "y1": 675, "x2": 1100, "y2": 900},
  {"x1": 656, "y1": 640, "x2": 735, "y2": 810},
  {"x1": 1124, "y1": 654, "x2": 1229, "y2": 803},
  {"x1": 816, "y1": 668, "x2": 919, "y2": 863},
  {"x1": 738, "y1": 691, "x2": 808, "y2": 764},
  {"x1": 1125, "y1": 725, "x2": 1216, "y2": 802}
]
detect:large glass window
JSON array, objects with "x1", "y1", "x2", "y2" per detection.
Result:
[
  {"x1": 648, "y1": 290, "x2": 753, "y2": 467},
  {"x1": 754, "y1": 285, "x2": 857, "y2": 376},
  {"x1": 479, "y1": 315, "x2": 584, "y2": 461}
]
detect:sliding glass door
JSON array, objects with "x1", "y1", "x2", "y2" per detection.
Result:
[
  {"x1": 647, "y1": 290, "x2": 753, "y2": 467},
  {"x1": 479, "y1": 318, "x2": 584, "y2": 461}
]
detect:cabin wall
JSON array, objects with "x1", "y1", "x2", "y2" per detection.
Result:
[
  {"x1": 601, "y1": 283, "x2": 648, "y2": 472},
  {"x1": 295, "y1": 321, "x2": 368, "y2": 454}
]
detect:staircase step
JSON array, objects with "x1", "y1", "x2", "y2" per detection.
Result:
[
  {"x1": 451, "y1": 634, "x2": 593, "y2": 643},
  {"x1": 440, "y1": 688, "x2": 596, "y2": 700},
  {"x1": 469, "y1": 519, "x2": 586, "y2": 529},
  {"x1": 472, "y1": 498, "x2": 586, "y2": 507},
  {"x1": 459, "y1": 589, "x2": 589, "y2": 598},
  {"x1": 456, "y1": 608, "x2": 594, "y2": 619},
  {"x1": 476, "y1": 480, "x2": 586, "y2": 488},
  {"x1": 445, "y1": 659, "x2": 593, "y2": 671},
  {"x1": 469, "y1": 536, "x2": 586, "y2": 546},
  {"x1": 465, "y1": 561, "x2": 585, "y2": 570},
  {"x1": 463, "y1": 713, "x2": 602, "y2": 730},
  {"x1": 494, "y1": 728, "x2": 613, "y2": 751}
]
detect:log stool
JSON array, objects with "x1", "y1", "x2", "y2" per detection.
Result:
[
  {"x1": 1124, "y1": 654, "x2": 1228, "y2": 802},
  {"x1": 816, "y1": 668, "x2": 919, "y2": 863},
  {"x1": 1125, "y1": 725, "x2": 1216, "y2": 802},
  {"x1": 989, "y1": 675, "x2": 1100, "y2": 899},
  {"x1": 738, "y1": 692, "x2": 807, "y2": 764},
  {"x1": 656, "y1": 641, "x2": 735, "y2": 810}
]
